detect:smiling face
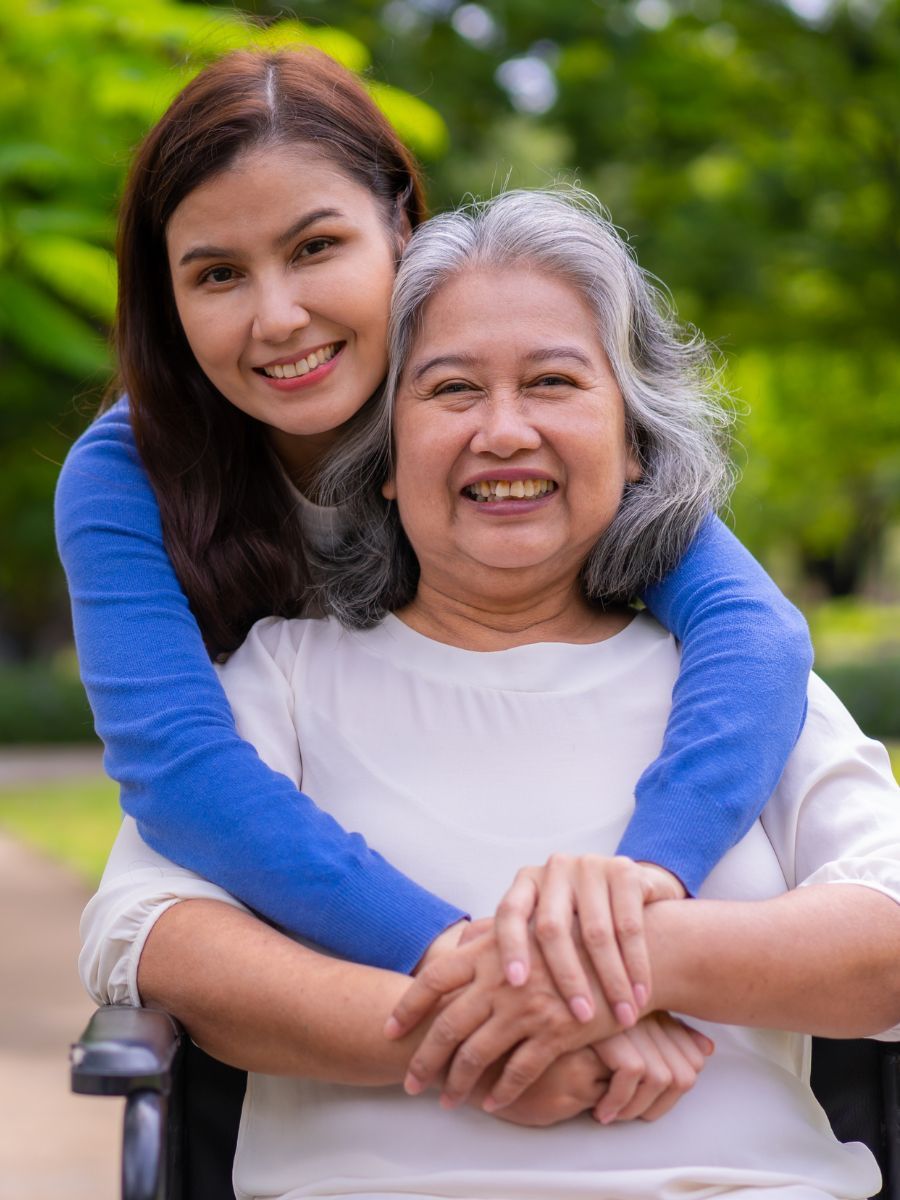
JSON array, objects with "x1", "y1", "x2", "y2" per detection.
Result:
[
  {"x1": 384, "y1": 266, "x2": 642, "y2": 611},
  {"x1": 166, "y1": 143, "x2": 401, "y2": 476}
]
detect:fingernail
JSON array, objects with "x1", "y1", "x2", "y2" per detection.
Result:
[
  {"x1": 570, "y1": 995, "x2": 594, "y2": 1023},
  {"x1": 383, "y1": 1016, "x2": 402, "y2": 1038},
  {"x1": 403, "y1": 1073, "x2": 424, "y2": 1096},
  {"x1": 439, "y1": 1092, "x2": 459, "y2": 1110},
  {"x1": 633, "y1": 984, "x2": 648, "y2": 1008},
  {"x1": 506, "y1": 959, "x2": 527, "y2": 987},
  {"x1": 600, "y1": 1110, "x2": 618, "y2": 1125},
  {"x1": 614, "y1": 1001, "x2": 636, "y2": 1028},
  {"x1": 482, "y1": 1095, "x2": 499, "y2": 1113}
]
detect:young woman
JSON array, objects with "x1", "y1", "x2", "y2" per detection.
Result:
[{"x1": 56, "y1": 48, "x2": 812, "y2": 1021}]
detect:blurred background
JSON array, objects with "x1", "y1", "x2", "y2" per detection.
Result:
[
  {"x1": 0, "y1": 0, "x2": 898, "y2": 1191},
  {"x1": 3, "y1": 0, "x2": 900, "y2": 852}
]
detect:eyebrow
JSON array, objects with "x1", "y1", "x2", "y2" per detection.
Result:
[
  {"x1": 177, "y1": 208, "x2": 345, "y2": 267},
  {"x1": 411, "y1": 345, "x2": 594, "y2": 382},
  {"x1": 411, "y1": 353, "x2": 480, "y2": 382}
]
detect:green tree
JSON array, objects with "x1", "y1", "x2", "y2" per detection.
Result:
[{"x1": 274, "y1": 0, "x2": 900, "y2": 594}]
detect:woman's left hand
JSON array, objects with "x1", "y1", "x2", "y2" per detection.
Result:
[
  {"x1": 471, "y1": 1046, "x2": 611, "y2": 1127},
  {"x1": 389, "y1": 921, "x2": 620, "y2": 1109}
]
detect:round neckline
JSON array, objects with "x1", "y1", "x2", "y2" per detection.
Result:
[{"x1": 348, "y1": 610, "x2": 669, "y2": 694}]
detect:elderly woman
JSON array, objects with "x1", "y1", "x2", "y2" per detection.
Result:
[{"x1": 81, "y1": 190, "x2": 900, "y2": 1200}]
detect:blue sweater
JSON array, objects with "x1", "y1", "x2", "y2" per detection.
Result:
[{"x1": 55, "y1": 402, "x2": 812, "y2": 973}]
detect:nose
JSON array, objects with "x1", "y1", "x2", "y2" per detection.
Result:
[
  {"x1": 469, "y1": 393, "x2": 542, "y2": 459},
  {"x1": 250, "y1": 276, "x2": 311, "y2": 344}
]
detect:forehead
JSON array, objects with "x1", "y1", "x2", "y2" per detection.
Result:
[
  {"x1": 411, "y1": 266, "x2": 604, "y2": 360},
  {"x1": 165, "y1": 144, "x2": 383, "y2": 247}
]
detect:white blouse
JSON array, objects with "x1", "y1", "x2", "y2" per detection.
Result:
[{"x1": 80, "y1": 613, "x2": 900, "y2": 1200}]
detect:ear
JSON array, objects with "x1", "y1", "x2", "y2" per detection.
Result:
[
  {"x1": 625, "y1": 445, "x2": 643, "y2": 484},
  {"x1": 393, "y1": 204, "x2": 413, "y2": 255},
  {"x1": 381, "y1": 475, "x2": 397, "y2": 501}
]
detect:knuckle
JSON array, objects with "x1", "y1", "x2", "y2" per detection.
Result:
[
  {"x1": 653, "y1": 1067, "x2": 674, "y2": 1091},
  {"x1": 546, "y1": 852, "x2": 572, "y2": 872},
  {"x1": 581, "y1": 920, "x2": 612, "y2": 949},
  {"x1": 496, "y1": 895, "x2": 526, "y2": 921},
  {"x1": 673, "y1": 1068, "x2": 695, "y2": 1092},
  {"x1": 502, "y1": 1060, "x2": 539, "y2": 1092},
  {"x1": 454, "y1": 1045, "x2": 484, "y2": 1074},
  {"x1": 430, "y1": 1016, "x2": 462, "y2": 1047},
  {"x1": 616, "y1": 915, "x2": 643, "y2": 940},
  {"x1": 610, "y1": 856, "x2": 635, "y2": 878},
  {"x1": 535, "y1": 914, "x2": 566, "y2": 943}
]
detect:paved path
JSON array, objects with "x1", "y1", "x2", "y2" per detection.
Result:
[
  {"x1": 0, "y1": 753, "x2": 120, "y2": 1198},
  {"x1": 0, "y1": 743, "x2": 104, "y2": 788}
]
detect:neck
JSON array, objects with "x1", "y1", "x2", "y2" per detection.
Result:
[
  {"x1": 397, "y1": 574, "x2": 631, "y2": 651},
  {"x1": 268, "y1": 427, "x2": 340, "y2": 498}
]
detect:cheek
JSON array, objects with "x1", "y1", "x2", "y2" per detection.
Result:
[{"x1": 173, "y1": 297, "x2": 225, "y2": 368}]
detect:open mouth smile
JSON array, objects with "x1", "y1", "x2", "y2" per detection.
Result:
[
  {"x1": 462, "y1": 478, "x2": 558, "y2": 503},
  {"x1": 254, "y1": 342, "x2": 344, "y2": 379}
]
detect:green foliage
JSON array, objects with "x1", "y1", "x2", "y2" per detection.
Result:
[
  {"x1": 0, "y1": 656, "x2": 96, "y2": 744},
  {"x1": 809, "y1": 598, "x2": 900, "y2": 741},
  {"x1": 291, "y1": 0, "x2": 900, "y2": 594},
  {"x1": 818, "y1": 660, "x2": 900, "y2": 742}
]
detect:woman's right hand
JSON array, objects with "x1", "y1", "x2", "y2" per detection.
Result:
[
  {"x1": 494, "y1": 854, "x2": 685, "y2": 1028},
  {"x1": 478, "y1": 1012, "x2": 713, "y2": 1129},
  {"x1": 589, "y1": 1012, "x2": 714, "y2": 1125}
]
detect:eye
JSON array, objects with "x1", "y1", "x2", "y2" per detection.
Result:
[
  {"x1": 198, "y1": 265, "x2": 237, "y2": 286},
  {"x1": 531, "y1": 374, "x2": 571, "y2": 388},
  {"x1": 434, "y1": 380, "x2": 476, "y2": 396},
  {"x1": 296, "y1": 236, "x2": 336, "y2": 259}
]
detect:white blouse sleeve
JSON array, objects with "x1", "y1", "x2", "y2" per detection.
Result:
[
  {"x1": 79, "y1": 816, "x2": 249, "y2": 1007},
  {"x1": 80, "y1": 617, "x2": 310, "y2": 1008},
  {"x1": 760, "y1": 673, "x2": 900, "y2": 1039}
]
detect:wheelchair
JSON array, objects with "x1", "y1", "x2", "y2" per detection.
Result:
[{"x1": 71, "y1": 1004, "x2": 900, "y2": 1200}]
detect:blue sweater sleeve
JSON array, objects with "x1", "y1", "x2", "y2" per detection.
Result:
[
  {"x1": 616, "y1": 512, "x2": 813, "y2": 895},
  {"x1": 54, "y1": 401, "x2": 465, "y2": 972}
]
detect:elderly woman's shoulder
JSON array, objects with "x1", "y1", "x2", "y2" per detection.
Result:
[
  {"x1": 216, "y1": 614, "x2": 348, "y2": 684},
  {"x1": 786, "y1": 670, "x2": 898, "y2": 796}
]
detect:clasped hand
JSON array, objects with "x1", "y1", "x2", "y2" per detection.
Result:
[{"x1": 386, "y1": 854, "x2": 711, "y2": 1124}]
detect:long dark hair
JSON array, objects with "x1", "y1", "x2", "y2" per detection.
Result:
[{"x1": 112, "y1": 48, "x2": 427, "y2": 658}]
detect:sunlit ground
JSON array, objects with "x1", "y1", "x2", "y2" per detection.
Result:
[{"x1": 1, "y1": 748, "x2": 898, "y2": 886}]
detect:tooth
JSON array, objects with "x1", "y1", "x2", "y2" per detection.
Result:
[
  {"x1": 480, "y1": 482, "x2": 490, "y2": 497},
  {"x1": 282, "y1": 363, "x2": 297, "y2": 378},
  {"x1": 272, "y1": 365, "x2": 285, "y2": 379},
  {"x1": 296, "y1": 359, "x2": 310, "y2": 376},
  {"x1": 495, "y1": 481, "x2": 510, "y2": 498},
  {"x1": 510, "y1": 481, "x2": 525, "y2": 498},
  {"x1": 524, "y1": 480, "x2": 535, "y2": 497}
]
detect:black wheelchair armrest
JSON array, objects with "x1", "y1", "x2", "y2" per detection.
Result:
[
  {"x1": 71, "y1": 1006, "x2": 187, "y2": 1200},
  {"x1": 71, "y1": 1004, "x2": 184, "y2": 1097}
]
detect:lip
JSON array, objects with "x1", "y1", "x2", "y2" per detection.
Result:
[
  {"x1": 254, "y1": 340, "x2": 345, "y2": 371},
  {"x1": 461, "y1": 491, "x2": 558, "y2": 517},
  {"x1": 254, "y1": 343, "x2": 345, "y2": 392}
]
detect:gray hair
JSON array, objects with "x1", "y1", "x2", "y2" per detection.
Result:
[{"x1": 312, "y1": 187, "x2": 734, "y2": 628}]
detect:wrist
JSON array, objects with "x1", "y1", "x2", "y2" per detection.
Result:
[
  {"x1": 636, "y1": 860, "x2": 687, "y2": 901},
  {"x1": 414, "y1": 918, "x2": 470, "y2": 975}
]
